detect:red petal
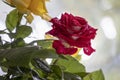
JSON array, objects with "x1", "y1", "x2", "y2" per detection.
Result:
[
  {"x1": 83, "y1": 46, "x2": 95, "y2": 55},
  {"x1": 53, "y1": 40, "x2": 77, "y2": 55}
]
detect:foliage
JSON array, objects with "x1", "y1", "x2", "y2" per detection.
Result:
[{"x1": 0, "y1": 0, "x2": 105, "y2": 80}]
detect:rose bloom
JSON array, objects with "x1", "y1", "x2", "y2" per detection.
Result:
[
  {"x1": 6, "y1": 0, "x2": 48, "y2": 23},
  {"x1": 46, "y1": 13, "x2": 97, "y2": 55},
  {"x1": 6, "y1": 0, "x2": 47, "y2": 16}
]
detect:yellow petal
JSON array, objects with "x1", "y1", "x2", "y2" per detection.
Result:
[
  {"x1": 28, "y1": 0, "x2": 48, "y2": 16},
  {"x1": 11, "y1": 0, "x2": 32, "y2": 13},
  {"x1": 12, "y1": 0, "x2": 31, "y2": 8},
  {"x1": 42, "y1": 13, "x2": 52, "y2": 21},
  {"x1": 45, "y1": 34, "x2": 59, "y2": 40},
  {"x1": 45, "y1": 34, "x2": 54, "y2": 39},
  {"x1": 24, "y1": 12, "x2": 34, "y2": 23},
  {"x1": 72, "y1": 48, "x2": 81, "y2": 61}
]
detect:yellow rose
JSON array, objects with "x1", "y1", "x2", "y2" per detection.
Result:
[
  {"x1": 6, "y1": 0, "x2": 49, "y2": 23},
  {"x1": 6, "y1": 0, "x2": 47, "y2": 16}
]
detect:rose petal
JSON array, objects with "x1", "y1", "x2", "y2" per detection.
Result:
[
  {"x1": 83, "y1": 46, "x2": 95, "y2": 55},
  {"x1": 53, "y1": 40, "x2": 77, "y2": 55}
]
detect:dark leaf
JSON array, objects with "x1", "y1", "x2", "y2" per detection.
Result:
[
  {"x1": 11, "y1": 38, "x2": 25, "y2": 48},
  {"x1": 7, "y1": 67, "x2": 22, "y2": 75},
  {"x1": 64, "y1": 72, "x2": 81, "y2": 80},
  {"x1": 51, "y1": 65, "x2": 63, "y2": 79},
  {"x1": 0, "y1": 47, "x2": 58, "y2": 67},
  {"x1": 1, "y1": 42, "x2": 11, "y2": 49},
  {"x1": 34, "y1": 58, "x2": 51, "y2": 73},
  {"x1": 7, "y1": 33, "x2": 16, "y2": 39},
  {"x1": 0, "y1": 47, "x2": 39, "y2": 67},
  {"x1": 0, "y1": 76, "x2": 4, "y2": 80},
  {"x1": 6, "y1": 67, "x2": 33, "y2": 80},
  {"x1": 0, "y1": 37, "x2": 3, "y2": 47},
  {"x1": 18, "y1": 67, "x2": 31, "y2": 74},
  {"x1": 31, "y1": 70, "x2": 46, "y2": 80},
  {"x1": 11, "y1": 76, "x2": 24, "y2": 80},
  {"x1": 0, "y1": 30, "x2": 7, "y2": 34}
]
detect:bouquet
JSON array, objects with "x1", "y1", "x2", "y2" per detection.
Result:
[{"x1": 0, "y1": 0, "x2": 104, "y2": 80}]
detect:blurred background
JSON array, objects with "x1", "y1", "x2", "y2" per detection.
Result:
[{"x1": 0, "y1": 0, "x2": 120, "y2": 80}]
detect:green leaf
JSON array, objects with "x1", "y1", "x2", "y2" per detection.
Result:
[
  {"x1": 0, "y1": 47, "x2": 58, "y2": 68},
  {"x1": 37, "y1": 39, "x2": 53, "y2": 49},
  {"x1": 34, "y1": 49, "x2": 58, "y2": 58},
  {"x1": 50, "y1": 65, "x2": 63, "y2": 79},
  {"x1": 54, "y1": 55, "x2": 85, "y2": 73},
  {"x1": 11, "y1": 38, "x2": 25, "y2": 48},
  {"x1": 6, "y1": 9, "x2": 22, "y2": 31},
  {"x1": 15, "y1": 25, "x2": 32, "y2": 38},
  {"x1": 83, "y1": 70, "x2": 105, "y2": 80},
  {"x1": 0, "y1": 47, "x2": 38, "y2": 67}
]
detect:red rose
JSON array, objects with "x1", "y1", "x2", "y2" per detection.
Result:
[{"x1": 46, "y1": 13, "x2": 97, "y2": 55}]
